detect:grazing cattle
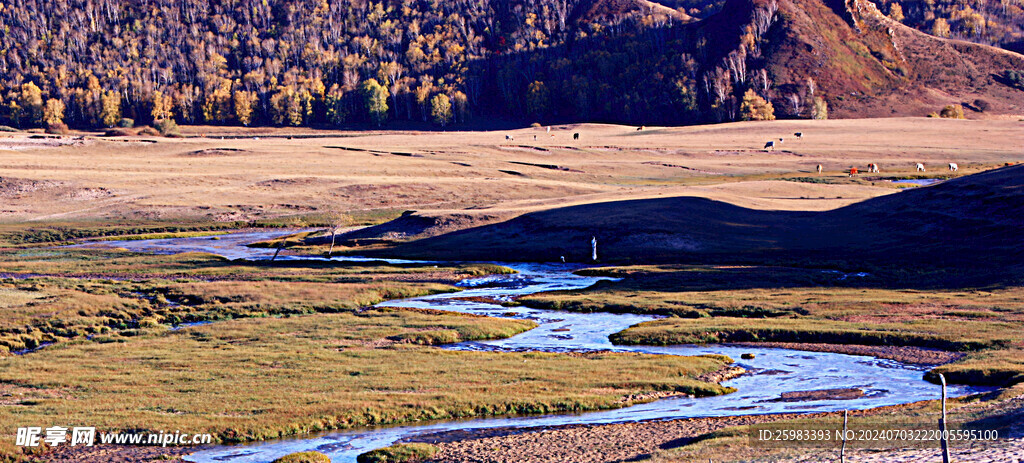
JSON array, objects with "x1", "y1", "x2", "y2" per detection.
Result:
[
  {"x1": 533, "y1": 135, "x2": 537, "y2": 141},
  {"x1": 816, "y1": 164, "x2": 823, "y2": 174},
  {"x1": 849, "y1": 167, "x2": 858, "y2": 177},
  {"x1": 949, "y1": 162, "x2": 959, "y2": 172},
  {"x1": 868, "y1": 163, "x2": 880, "y2": 173},
  {"x1": 764, "y1": 141, "x2": 775, "y2": 150},
  {"x1": 778, "y1": 138, "x2": 784, "y2": 143},
  {"x1": 795, "y1": 132, "x2": 803, "y2": 138},
  {"x1": 916, "y1": 163, "x2": 925, "y2": 172},
  {"x1": 573, "y1": 133, "x2": 580, "y2": 140},
  {"x1": 637, "y1": 126, "x2": 644, "y2": 131},
  {"x1": 505, "y1": 135, "x2": 513, "y2": 141}
]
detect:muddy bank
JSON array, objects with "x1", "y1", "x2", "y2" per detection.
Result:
[
  {"x1": 728, "y1": 342, "x2": 964, "y2": 366},
  {"x1": 764, "y1": 387, "x2": 866, "y2": 402},
  {"x1": 33, "y1": 444, "x2": 204, "y2": 462},
  {"x1": 411, "y1": 413, "x2": 808, "y2": 463}
]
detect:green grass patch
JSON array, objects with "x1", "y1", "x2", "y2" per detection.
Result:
[
  {"x1": 272, "y1": 451, "x2": 331, "y2": 463},
  {"x1": 357, "y1": 443, "x2": 438, "y2": 463},
  {"x1": 611, "y1": 317, "x2": 999, "y2": 351}
]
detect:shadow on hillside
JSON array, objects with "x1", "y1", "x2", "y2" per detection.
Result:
[{"x1": 363, "y1": 165, "x2": 1024, "y2": 288}]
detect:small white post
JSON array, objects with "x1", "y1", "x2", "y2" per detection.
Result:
[
  {"x1": 939, "y1": 373, "x2": 951, "y2": 463},
  {"x1": 840, "y1": 409, "x2": 848, "y2": 463}
]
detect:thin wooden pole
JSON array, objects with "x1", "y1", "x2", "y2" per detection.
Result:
[
  {"x1": 841, "y1": 409, "x2": 848, "y2": 463},
  {"x1": 939, "y1": 373, "x2": 951, "y2": 463}
]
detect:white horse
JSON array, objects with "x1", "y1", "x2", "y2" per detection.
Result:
[
  {"x1": 949, "y1": 163, "x2": 958, "y2": 172},
  {"x1": 916, "y1": 163, "x2": 925, "y2": 172}
]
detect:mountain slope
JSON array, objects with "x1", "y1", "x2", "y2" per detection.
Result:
[{"x1": 759, "y1": 0, "x2": 1024, "y2": 116}]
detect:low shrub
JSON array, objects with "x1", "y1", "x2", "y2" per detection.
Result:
[
  {"x1": 357, "y1": 443, "x2": 438, "y2": 463},
  {"x1": 156, "y1": 118, "x2": 180, "y2": 137},
  {"x1": 104, "y1": 128, "x2": 134, "y2": 137},
  {"x1": 271, "y1": 451, "x2": 331, "y2": 463},
  {"x1": 45, "y1": 123, "x2": 69, "y2": 134},
  {"x1": 939, "y1": 104, "x2": 965, "y2": 119},
  {"x1": 119, "y1": 118, "x2": 135, "y2": 128}
]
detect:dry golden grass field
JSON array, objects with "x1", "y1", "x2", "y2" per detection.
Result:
[{"x1": 1, "y1": 118, "x2": 1020, "y2": 229}]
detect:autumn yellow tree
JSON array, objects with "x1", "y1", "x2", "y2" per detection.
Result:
[
  {"x1": 233, "y1": 90, "x2": 256, "y2": 126},
  {"x1": 889, "y1": 2, "x2": 904, "y2": 22},
  {"x1": 151, "y1": 90, "x2": 174, "y2": 122},
  {"x1": 19, "y1": 82, "x2": 44, "y2": 126},
  {"x1": 100, "y1": 90, "x2": 122, "y2": 127},
  {"x1": 42, "y1": 98, "x2": 65, "y2": 127},
  {"x1": 202, "y1": 79, "x2": 233, "y2": 123},
  {"x1": 431, "y1": 93, "x2": 452, "y2": 127},
  {"x1": 361, "y1": 78, "x2": 389, "y2": 126},
  {"x1": 739, "y1": 89, "x2": 775, "y2": 121},
  {"x1": 932, "y1": 18, "x2": 951, "y2": 37},
  {"x1": 812, "y1": 96, "x2": 828, "y2": 120}
]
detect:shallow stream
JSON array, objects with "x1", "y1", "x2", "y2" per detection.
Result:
[{"x1": 85, "y1": 231, "x2": 986, "y2": 463}]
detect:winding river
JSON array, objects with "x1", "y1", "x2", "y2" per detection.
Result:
[{"x1": 86, "y1": 231, "x2": 989, "y2": 463}]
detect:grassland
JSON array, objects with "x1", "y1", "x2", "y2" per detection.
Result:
[
  {"x1": 1, "y1": 119, "x2": 1022, "y2": 463},
  {"x1": 0, "y1": 306, "x2": 731, "y2": 460},
  {"x1": 0, "y1": 246, "x2": 521, "y2": 354},
  {"x1": 521, "y1": 265, "x2": 1024, "y2": 386},
  {"x1": 0, "y1": 243, "x2": 732, "y2": 462}
]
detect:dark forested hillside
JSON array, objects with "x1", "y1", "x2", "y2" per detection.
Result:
[{"x1": 0, "y1": 0, "x2": 1021, "y2": 130}]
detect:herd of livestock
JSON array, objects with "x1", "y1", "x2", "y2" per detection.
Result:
[{"x1": 502, "y1": 127, "x2": 961, "y2": 178}]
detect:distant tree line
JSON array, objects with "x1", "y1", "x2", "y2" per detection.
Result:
[{"x1": 0, "y1": 0, "x2": 833, "y2": 130}]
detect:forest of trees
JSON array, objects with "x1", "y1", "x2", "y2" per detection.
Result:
[
  {"x1": 877, "y1": 0, "x2": 1024, "y2": 47},
  {"x1": 0, "y1": 0, "x2": 1017, "y2": 130}
]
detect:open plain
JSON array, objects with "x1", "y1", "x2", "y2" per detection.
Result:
[{"x1": 1, "y1": 118, "x2": 1023, "y2": 463}]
